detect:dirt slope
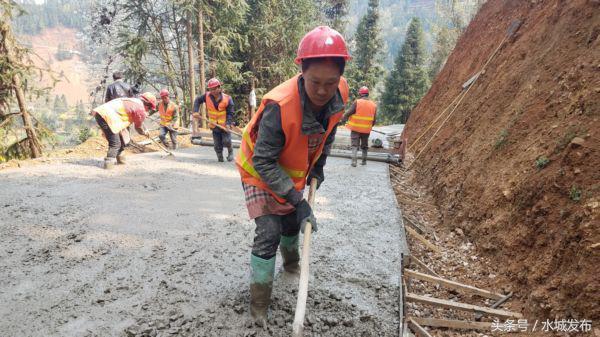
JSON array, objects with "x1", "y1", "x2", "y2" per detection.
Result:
[{"x1": 404, "y1": 0, "x2": 599, "y2": 320}]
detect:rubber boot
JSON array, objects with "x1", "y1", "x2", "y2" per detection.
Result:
[
  {"x1": 250, "y1": 254, "x2": 275, "y2": 327},
  {"x1": 361, "y1": 149, "x2": 368, "y2": 165},
  {"x1": 279, "y1": 235, "x2": 300, "y2": 274},
  {"x1": 116, "y1": 154, "x2": 126, "y2": 165},
  {"x1": 103, "y1": 157, "x2": 116, "y2": 169},
  {"x1": 351, "y1": 147, "x2": 358, "y2": 167},
  {"x1": 159, "y1": 136, "x2": 169, "y2": 149},
  {"x1": 226, "y1": 148, "x2": 234, "y2": 162},
  {"x1": 217, "y1": 152, "x2": 224, "y2": 162},
  {"x1": 172, "y1": 142, "x2": 178, "y2": 150}
]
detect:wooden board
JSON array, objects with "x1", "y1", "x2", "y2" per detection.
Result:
[
  {"x1": 409, "y1": 256, "x2": 440, "y2": 277},
  {"x1": 405, "y1": 227, "x2": 442, "y2": 254},
  {"x1": 408, "y1": 318, "x2": 433, "y2": 337},
  {"x1": 409, "y1": 317, "x2": 492, "y2": 331},
  {"x1": 405, "y1": 293, "x2": 523, "y2": 319},
  {"x1": 404, "y1": 269, "x2": 503, "y2": 300}
]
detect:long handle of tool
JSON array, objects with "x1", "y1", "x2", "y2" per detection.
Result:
[
  {"x1": 147, "y1": 135, "x2": 174, "y2": 156},
  {"x1": 292, "y1": 178, "x2": 318, "y2": 337},
  {"x1": 196, "y1": 115, "x2": 242, "y2": 137}
]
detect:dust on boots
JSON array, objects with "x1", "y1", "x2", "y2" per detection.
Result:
[{"x1": 250, "y1": 254, "x2": 275, "y2": 327}]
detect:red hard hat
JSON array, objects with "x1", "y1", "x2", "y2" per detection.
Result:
[
  {"x1": 140, "y1": 92, "x2": 157, "y2": 110},
  {"x1": 359, "y1": 86, "x2": 369, "y2": 95},
  {"x1": 207, "y1": 78, "x2": 221, "y2": 89},
  {"x1": 295, "y1": 26, "x2": 351, "y2": 65},
  {"x1": 159, "y1": 89, "x2": 169, "y2": 97}
]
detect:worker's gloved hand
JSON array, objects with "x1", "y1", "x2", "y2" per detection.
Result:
[
  {"x1": 307, "y1": 167, "x2": 324, "y2": 190},
  {"x1": 284, "y1": 188, "x2": 303, "y2": 206},
  {"x1": 296, "y1": 200, "x2": 317, "y2": 233},
  {"x1": 192, "y1": 112, "x2": 200, "y2": 119}
]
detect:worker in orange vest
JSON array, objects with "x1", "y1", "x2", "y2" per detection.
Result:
[
  {"x1": 90, "y1": 92, "x2": 156, "y2": 169},
  {"x1": 192, "y1": 78, "x2": 235, "y2": 162},
  {"x1": 236, "y1": 26, "x2": 350, "y2": 326},
  {"x1": 150, "y1": 89, "x2": 179, "y2": 149},
  {"x1": 343, "y1": 86, "x2": 377, "y2": 166}
]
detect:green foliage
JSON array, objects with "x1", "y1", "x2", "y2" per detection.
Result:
[
  {"x1": 493, "y1": 129, "x2": 509, "y2": 150},
  {"x1": 535, "y1": 156, "x2": 550, "y2": 170},
  {"x1": 316, "y1": 0, "x2": 349, "y2": 33},
  {"x1": 569, "y1": 185, "x2": 582, "y2": 202},
  {"x1": 13, "y1": 0, "x2": 87, "y2": 35},
  {"x1": 78, "y1": 126, "x2": 92, "y2": 144},
  {"x1": 345, "y1": 0, "x2": 383, "y2": 98},
  {"x1": 380, "y1": 17, "x2": 428, "y2": 124}
]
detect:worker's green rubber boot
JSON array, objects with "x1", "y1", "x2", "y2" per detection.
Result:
[
  {"x1": 250, "y1": 254, "x2": 275, "y2": 327},
  {"x1": 279, "y1": 235, "x2": 300, "y2": 274},
  {"x1": 361, "y1": 149, "x2": 368, "y2": 165},
  {"x1": 217, "y1": 152, "x2": 224, "y2": 162},
  {"x1": 226, "y1": 149, "x2": 234, "y2": 162},
  {"x1": 103, "y1": 158, "x2": 116, "y2": 169},
  {"x1": 116, "y1": 154, "x2": 126, "y2": 165},
  {"x1": 351, "y1": 147, "x2": 358, "y2": 167}
]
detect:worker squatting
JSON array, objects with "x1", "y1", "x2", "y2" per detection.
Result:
[{"x1": 89, "y1": 25, "x2": 377, "y2": 326}]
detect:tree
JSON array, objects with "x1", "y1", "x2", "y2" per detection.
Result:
[
  {"x1": 380, "y1": 17, "x2": 428, "y2": 124},
  {"x1": 316, "y1": 0, "x2": 349, "y2": 34},
  {"x1": 345, "y1": 0, "x2": 383, "y2": 98}
]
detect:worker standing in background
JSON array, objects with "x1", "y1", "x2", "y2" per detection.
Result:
[
  {"x1": 91, "y1": 93, "x2": 156, "y2": 169},
  {"x1": 236, "y1": 26, "x2": 350, "y2": 326},
  {"x1": 192, "y1": 78, "x2": 235, "y2": 162},
  {"x1": 342, "y1": 86, "x2": 377, "y2": 166},
  {"x1": 151, "y1": 89, "x2": 179, "y2": 149},
  {"x1": 104, "y1": 71, "x2": 133, "y2": 103}
]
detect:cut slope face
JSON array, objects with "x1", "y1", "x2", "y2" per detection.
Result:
[{"x1": 404, "y1": 0, "x2": 599, "y2": 319}]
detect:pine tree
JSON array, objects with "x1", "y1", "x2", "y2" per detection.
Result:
[
  {"x1": 317, "y1": 0, "x2": 349, "y2": 34},
  {"x1": 345, "y1": 0, "x2": 383, "y2": 97},
  {"x1": 380, "y1": 17, "x2": 428, "y2": 124}
]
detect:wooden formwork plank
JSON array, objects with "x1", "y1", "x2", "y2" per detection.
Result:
[
  {"x1": 409, "y1": 317, "x2": 492, "y2": 331},
  {"x1": 404, "y1": 269, "x2": 504, "y2": 300},
  {"x1": 405, "y1": 227, "x2": 442, "y2": 254},
  {"x1": 408, "y1": 318, "x2": 433, "y2": 337},
  {"x1": 409, "y1": 256, "x2": 440, "y2": 277},
  {"x1": 405, "y1": 293, "x2": 523, "y2": 319}
]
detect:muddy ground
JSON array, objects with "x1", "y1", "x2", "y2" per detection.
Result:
[{"x1": 0, "y1": 146, "x2": 408, "y2": 337}]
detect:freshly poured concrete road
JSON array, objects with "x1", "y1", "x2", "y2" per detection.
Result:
[{"x1": 0, "y1": 146, "x2": 408, "y2": 337}]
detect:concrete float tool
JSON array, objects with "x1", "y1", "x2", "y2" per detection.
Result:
[
  {"x1": 145, "y1": 135, "x2": 175, "y2": 157},
  {"x1": 292, "y1": 178, "x2": 318, "y2": 337}
]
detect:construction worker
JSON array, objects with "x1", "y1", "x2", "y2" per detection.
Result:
[
  {"x1": 150, "y1": 89, "x2": 179, "y2": 149},
  {"x1": 343, "y1": 86, "x2": 377, "y2": 166},
  {"x1": 104, "y1": 71, "x2": 133, "y2": 103},
  {"x1": 236, "y1": 26, "x2": 350, "y2": 326},
  {"x1": 192, "y1": 78, "x2": 235, "y2": 162},
  {"x1": 91, "y1": 93, "x2": 156, "y2": 169}
]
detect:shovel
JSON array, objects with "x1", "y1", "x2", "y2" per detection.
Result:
[
  {"x1": 292, "y1": 178, "x2": 318, "y2": 337},
  {"x1": 196, "y1": 115, "x2": 242, "y2": 137}
]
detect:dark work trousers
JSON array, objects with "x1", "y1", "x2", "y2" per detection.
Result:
[
  {"x1": 94, "y1": 113, "x2": 124, "y2": 158},
  {"x1": 252, "y1": 212, "x2": 300, "y2": 259},
  {"x1": 350, "y1": 131, "x2": 370, "y2": 150},
  {"x1": 159, "y1": 126, "x2": 178, "y2": 147},
  {"x1": 212, "y1": 128, "x2": 232, "y2": 154}
]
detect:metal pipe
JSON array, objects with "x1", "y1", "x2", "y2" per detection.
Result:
[{"x1": 191, "y1": 138, "x2": 241, "y2": 148}]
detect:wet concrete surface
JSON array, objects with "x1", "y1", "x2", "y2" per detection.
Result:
[{"x1": 0, "y1": 146, "x2": 408, "y2": 337}]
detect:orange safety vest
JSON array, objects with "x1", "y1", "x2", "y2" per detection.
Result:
[
  {"x1": 236, "y1": 74, "x2": 349, "y2": 203},
  {"x1": 205, "y1": 92, "x2": 230, "y2": 129},
  {"x1": 346, "y1": 98, "x2": 376, "y2": 134},
  {"x1": 158, "y1": 101, "x2": 177, "y2": 126},
  {"x1": 93, "y1": 98, "x2": 143, "y2": 134}
]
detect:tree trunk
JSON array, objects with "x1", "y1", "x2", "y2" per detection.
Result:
[
  {"x1": 186, "y1": 11, "x2": 197, "y2": 133},
  {"x1": 2, "y1": 22, "x2": 42, "y2": 158},
  {"x1": 197, "y1": 1, "x2": 207, "y2": 129}
]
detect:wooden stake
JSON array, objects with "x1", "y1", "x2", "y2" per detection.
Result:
[
  {"x1": 405, "y1": 227, "x2": 442, "y2": 254},
  {"x1": 475, "y1": 292, "x2": 513, "y2": 320},
  {"x1": 408, "y1": 318, "x2": 433, "y2": 337},
  {"x1": 405, "y1": 293, "x2": 522, "y2": 318},
  {"x1": 408, "y1": 256, "x2": 440, "y2": 277},
  {"x1": 404, "y1": 269, "x2": 503, "y2": 300}
]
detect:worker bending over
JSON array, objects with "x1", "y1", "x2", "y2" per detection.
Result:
[{"x1": 91, "y1": 93, "x2": 156, "y2": 169}]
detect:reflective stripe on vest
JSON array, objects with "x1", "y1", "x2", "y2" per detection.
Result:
[
  {"x1": 158, "y1": 102, "x2": 177, "y2": 126},
  {"x1": 236, "y1": 74, "x2": 349, "y2": 203},
  {"x1": 205, "y1": 92, "x2": 229, "y2": 128},
  {"x1": 346, "y1": 98, "x2": 376, "y2": 134},
  {"x1": 93, "y1": 98, "x2": 138, "y2": 134}
]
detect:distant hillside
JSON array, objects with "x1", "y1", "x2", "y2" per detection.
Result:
[{"x1": 19, "y1": 27, "x2": 91, "y2": 107}]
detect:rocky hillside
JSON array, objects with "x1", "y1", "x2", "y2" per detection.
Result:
[{"x1": 404, "y1": 0, "x2": 599, "y2": 319}]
